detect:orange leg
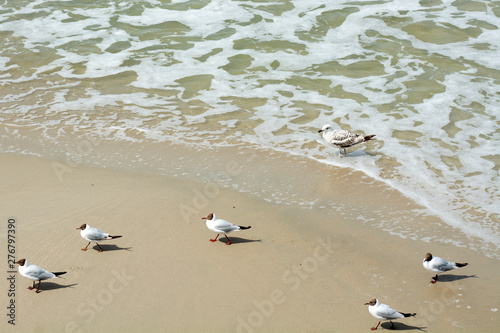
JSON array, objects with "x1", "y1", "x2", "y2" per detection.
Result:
[
  {"x1": 28, "y1": 281, "x2": 41, "y2": 293},
  {"x1": 82, "y1": 242, "x2": 91, "y2": 251},
  {"x1": 210, "y1": 234, "x2": 219, "y2": 242},
  {"x1": 28, "y1": 281, "x2": 36, "y2": 290},
  {"x1": 371, "y1": 321, "x2": 380, "y2": 330}
]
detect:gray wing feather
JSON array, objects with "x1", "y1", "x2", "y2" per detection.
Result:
[
  {"x1": 328, "y1": 130, "x2": 363, "y2": 147},
  {"x1": 375, "y1": 304, "x2": 404, "y2": 319},
  {"x1": 213, "y1": 219, "x2": 240, "y2": 233},
  {"x1": 86, "y1": 228, "x2": 110, "y2": 241},
  {"x1": 432, "y1": 257, "x2": 456, "y2": 272},
  {"x1": 24, "y1": 265, "x2": 56, "y2": 280}
]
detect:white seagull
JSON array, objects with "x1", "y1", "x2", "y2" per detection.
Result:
[
  {"x1": 318, "y1": 124, "x2": 375, "y2": 155},
  {"x1": 15, "y1": 259, "x2": 66, "y2": 293},
  {"x1": 365, "y1": 298, "x2": 416, "y2": 330},
  {"x1": 202, "y1": 213, "x2": 251, "y2": 245},
  {"x1": 423, "y1": 252, "x2": 468, "y2": 283},
  {"x1": 77, "y1": 224, "x2": 122, "y2": 252}
]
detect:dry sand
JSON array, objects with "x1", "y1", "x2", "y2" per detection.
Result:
[{"x1": 1, "y1": 151, "x2": 499, "y2": 332}]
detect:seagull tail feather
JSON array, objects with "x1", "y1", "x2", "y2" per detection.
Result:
[{"x1": 363, "y1": 134, "x2": 376, "y2": 141}]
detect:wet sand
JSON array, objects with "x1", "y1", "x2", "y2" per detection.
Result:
[{"x1": 1, "y1": 151, "x2": 498, "y2": 332}]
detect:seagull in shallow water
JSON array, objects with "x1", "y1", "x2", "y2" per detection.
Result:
[
  {"x1": 318, "y1": 124, "x2": 375, "y2": 155},
  {"x1": 365, "y1": 298, "x2": 416, "y2": 330},
  {"x1": 423, "y1": 252, "x2": 468, "y2": 283},
  {"x1": 77, "y1": 224, "x2": 122, "y2": 252},
  {"x1": 202, "y1": 213, "x2": 251, "y2": 245},
  {"x1": 15, "y1": 259, "x2": 66, "y2": 293}
]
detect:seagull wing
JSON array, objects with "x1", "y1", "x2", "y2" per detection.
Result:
[
  {"x1": 23, "y1": 264, "x2": 56, "y2": 280},
  {"x1": 85, "y1": 227, "x2": 109, "y2": 241},
  {"x1": 431, "y1": 256, "x2": 454, "y2": 272},
  {"x1": 328, "y1": 130, "x2": 363, "y2": 147},
  {"x1": 374, "y1": 303, "x2": 404, "y2": 320},
  {"x1": 212, "y1": 219, "x2": 240, "y2": 233}
]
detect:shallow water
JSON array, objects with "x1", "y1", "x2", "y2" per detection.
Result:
[{"x1": 1, "y1": 0, "x2": 499, "y2": 256}]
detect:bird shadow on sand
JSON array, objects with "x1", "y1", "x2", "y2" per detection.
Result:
[
  {"x1": 91, "y1": 244, "x2": 133, "y2": 252},
  {"x1": 381, "y1": 322, "x2": 427, "y2": 331},
  {"x1": 36, "y1": 282, "x2": 78, "y2": 292},
  {"x1": 435, "y1": 274, "x2": 478, "y2": 282},
  {"x1": 217, "y1": 237, "x2": 262, "y2": 245}
]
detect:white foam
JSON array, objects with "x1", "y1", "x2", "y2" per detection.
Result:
[{"x1": 1, "y1": 0, "x2": 499, "y2": 258}]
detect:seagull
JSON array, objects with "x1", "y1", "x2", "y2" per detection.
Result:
[
  {"x1": 77, "y1": 224, "x2": 122, "y2": 252},
  {"x1": 202, "y1": 213, "x2": 251, "y2": 245},
  {"x1": 15, "y1": 259, "x2": 66, "y2": 293},
  {"x1": 365, "y1": 298, "x2": 416, "y2": 330},
  {"x1": 423, "y1": 253, "x2": 468, "y2": 283},
  {"x1": 318, "y1": 124, "x2": 375, "y2": 155}
]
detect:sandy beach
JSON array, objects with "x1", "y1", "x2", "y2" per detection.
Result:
[
  {"x1": 1, "y1": 149, "x2": 499, "y2": 332},
  {"x1": 1, "y1": 0, "x2": 499, "y2": 331}
]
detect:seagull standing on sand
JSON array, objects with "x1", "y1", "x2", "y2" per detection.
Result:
[
  {"x1": 15, "y1": 259, "x2": 66, "y2": 293},
  {"x1": 77, "y1": 224, "x2": 122, "y2": 252},
  {"x1": 423, "y1": 252, "x2": 468, "y2": 283},
  {"x1": 318, "y1": 124, "x2": 375, "y2": 155},
  {"x1": 365, "y1": 298, "x2": 416, "y2": 330},
  {"x1": 202, "y1": 213, "x2": 251, "y2": 245}
]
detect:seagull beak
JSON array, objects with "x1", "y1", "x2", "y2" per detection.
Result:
[
  {"x1": 318, "y1": 129, "x2": 323, "y2": 133},
  {"x1": 364, "y1": 302, "x2": 370, "y2": 305},
  {"x1": 201, "y1": 217, "x2": 207, "y2": 220}
]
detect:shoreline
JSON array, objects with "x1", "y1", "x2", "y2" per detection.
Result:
[
  {"x1": 1, "y1": 151, "x2": 498, "y2": 332},
  {"x1": 2, "y1": 125, "x2": 499, "y2": 260}
]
